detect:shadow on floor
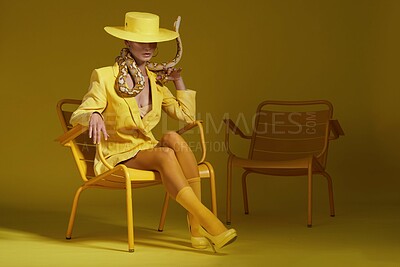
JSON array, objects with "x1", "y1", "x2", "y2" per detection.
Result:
[{"x1": 0, "y1": 204, "x2": 215, "y2": 253}]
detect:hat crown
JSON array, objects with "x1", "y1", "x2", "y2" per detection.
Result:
[{"x1": 125, "y1": 12, "x2": 159, "y2": 36}]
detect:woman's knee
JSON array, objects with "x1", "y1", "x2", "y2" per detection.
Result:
[
  {"x1": 153, "y1": 147, "x2": 178, "y2": 169},
  {"x1": 160, "y1": 131, "x2": 188, "y2": 151}
]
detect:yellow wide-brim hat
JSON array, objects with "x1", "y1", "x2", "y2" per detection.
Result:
[{"x1": 104, "y1": 12, "x2": 179, "y2": 43}]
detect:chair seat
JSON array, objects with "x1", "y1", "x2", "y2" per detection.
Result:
[
  {"x1": 83, "y1": 164, "x2": 161, "y2": 190},
  {"x1": 231, "y1": 154, "x2": 326, "y2": 176},
  {"x1": 127, "y1": 168, "x2": 159, "y2": 181},
  {"x1": 93, "y1": 163, "x2": 213, "y2": 188},
  {"x1": 231, "y1": 154, "x2": 313, "y2": 169}
]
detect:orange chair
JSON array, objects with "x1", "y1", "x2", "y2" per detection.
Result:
[
  {"x1": 56, "y1": 99, "x2": 217, "y2": 252},
  {"x1": 224, "y1": 100, "x2": 344, "y2": 227}
]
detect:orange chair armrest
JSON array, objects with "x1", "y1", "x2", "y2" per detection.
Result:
[
  {"x1": 176, "y1": 120, "x2": 206, "y2": 164},
  {"x1": 223, "y1": 119, "x2": 252, "y2": 139},
  {"x1": 329, "y1": 119, "x2": 344, "y2": 140},
  {"x1": 176, "y1": 120, "x2": 203, "y2": 135},
  {"x1": 55, "y1": 124, "x2": 88, "y2": 146},
  {"x1": 97, "y1": 142, "x2": 115, "y2": 170}
]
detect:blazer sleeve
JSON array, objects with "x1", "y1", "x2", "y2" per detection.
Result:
[
  {"x1": 70, "y1": 69, "x2": 107, "y2": 127},
  {"x1": 161, "y1": 86, "x2": 196, "y2": 123}
]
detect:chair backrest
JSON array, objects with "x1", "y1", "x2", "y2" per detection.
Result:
[
  {"x1": 57, "y1": 99, "x2": 96, "y2": 181},
  {"x1": 249, "y1": 100, "x2": 333, "y2": 168}
]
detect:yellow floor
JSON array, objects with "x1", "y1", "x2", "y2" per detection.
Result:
[{"x1": 1, "y1": 199, "x2": 399, "y2": 267}]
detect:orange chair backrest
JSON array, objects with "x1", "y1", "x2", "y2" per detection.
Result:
[
  {"x1": 57, "y1": 99, "x2": 96, "y2": 181},
  {"x1": 249, "y1": 100, "x2": 333, "y2": 168}
]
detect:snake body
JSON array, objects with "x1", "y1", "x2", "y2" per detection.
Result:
[{"x1": 115, "y1": 16, "x2": 183, "y2": 97}]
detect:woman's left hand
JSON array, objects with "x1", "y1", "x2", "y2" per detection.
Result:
[
  {"x1": 156, "y1": 67, "x2": 186, "y2": 90},
  {"x1": 157, "y1": 67, "x2": 182, "y2": 82}
]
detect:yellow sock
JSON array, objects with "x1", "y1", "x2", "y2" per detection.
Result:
[
  {"x1": 176, "y1": 186, "x2": 226, "y2": 236},
  {"x1": 187, "y1": 177, "x2": 201, "y2": 236}
]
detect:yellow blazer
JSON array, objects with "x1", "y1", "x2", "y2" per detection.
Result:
[{"x1": 70, "y1": 63, "x2": 196, "y2": 175}]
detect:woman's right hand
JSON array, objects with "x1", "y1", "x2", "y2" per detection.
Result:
[{"x1": 89, "y1": 112, "x2": 109, "y2": 144}]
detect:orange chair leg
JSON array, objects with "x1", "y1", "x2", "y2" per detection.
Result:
[
  {"x1": 125, "y1": 178, "x2": 135, "y2": 252},
  {"x1": 202, "y1": 161, "x2": 217, "y2": 216},
  {"x1": 242, "y1": 171, "x2": 250, "y2": 215},
  {"x1": 158, "y1": 193, "x2": 170, "y2": 232},
  {"x1": 226, "y1": 156, "x2": 233, "y2": 225},
  {"x1": 321, "y1": 172, "x2": 335, "y2": 217},
  {"x1": 307, "y1": 164, "x2": 313, "y2": 228},
  {"x1": 66, "y1": 186, "x2": 85, "y2": 239}
]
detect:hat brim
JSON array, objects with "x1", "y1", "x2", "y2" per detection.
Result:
[{"x1": 104, "y1": 26, "x2": 179, "y2": 43}]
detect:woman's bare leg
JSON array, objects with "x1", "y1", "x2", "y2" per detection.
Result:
[
  {"x1": 123, "y1": 147, "x2": 226, "y2": 236},
  {"x1": 158, "y1": 131, "x2": 199, "y2": 178},
  {"x1": 158, "y1": 132, "x2": 202, "y2": 237},
  {"x1": 123, "y1": 147, "x2": 187, "y2": 197}
]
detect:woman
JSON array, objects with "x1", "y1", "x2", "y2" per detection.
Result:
[{"x1": 70, "y1": 12, "x2": 237, "y2": 251}]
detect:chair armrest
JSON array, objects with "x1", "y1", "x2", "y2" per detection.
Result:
[
  {"x1": 329, "y1": 119, "x2": 345, "y2": 140},
  {"x1": 223, "y1": 119, "x2": 252, "y2": 139},
  {"x1": 55, "y1": 124, "x2": 88, "y2": 146},
  {"x1": 223, "y1": 119, "x2": 252, "y2": 156},
  {"x1": 176, "y1": 120, "x2": 206, "y2": 164},
  {"x1": 176, "y1": 120, "x2": 203, "y2": 135},
  {"x1": 97, "y1": 143, "x2": 114, "y2": 170}
]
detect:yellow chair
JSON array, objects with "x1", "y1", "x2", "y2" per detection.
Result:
[
  {"x1": 56, "y1": 99, "x2": 217, "y2": 252},
  {"x1": 224, "y1": 100, "x2": 344, "y2": 227}
]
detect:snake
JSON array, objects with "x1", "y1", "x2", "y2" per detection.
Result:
[{"x1": 114, "y1": 16, "x2": 183, "y2": 97}]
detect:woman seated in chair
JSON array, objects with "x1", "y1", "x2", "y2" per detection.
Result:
[{"x1": 70, "y1": 12, "x2": 237, "y2": 251}]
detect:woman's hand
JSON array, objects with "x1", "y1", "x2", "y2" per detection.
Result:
[
  {"x1": 157, "y1": 67, "x2": 186, "y2": 90},
  {"x1": 89, "y1": 112, "x2": 109, "y2": 144}
]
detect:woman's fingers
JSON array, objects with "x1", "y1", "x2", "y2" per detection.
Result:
[
  {"x1": 89, "y1": 125, "x2": 93, "y2": 138},
  {"x1": 96, "y1": 126, "x2": 102, "y2": 144},
  {"x1": 92, "y1": 125, "x2": 98, "y2": 144},
  {"x1": 159, "y1": 67, "x2": 182, "y2": 81},
  {"x1": 102, "y1": 127, "x2": 109, "y2": 141},
  {"x1": 89, "y1": 113, "x2": 108, "y2": 144}
]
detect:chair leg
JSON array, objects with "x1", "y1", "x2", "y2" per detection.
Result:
[
  {"x1": 321, "y1": 172, "x2": 335, "y2": 217},
  {"x1": 158, "y1": 193, "x2": 170, "y2": 232},
  {"x1": 66, "y1": 186, "x2": 85, "y2": 239},
  {"x1": 125, "y1": 178, "x2": 134, "y2": 252},
  {"x1": 307, "y1": 163, "x2": 313, "y2": 228},
  {"x1": 202, "y1": 161, "x2": 217, "y2": 215},
  {"x1": 242, "y1": 171, "x2": 251, "y2": 215},
  {"x1": 226, "y1": 156, "x2": 233, "y2": 225}
]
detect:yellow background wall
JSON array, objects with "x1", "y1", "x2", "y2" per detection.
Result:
[{"x1": 1, "y1": 0, "x2": 399, "y2": 215}]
